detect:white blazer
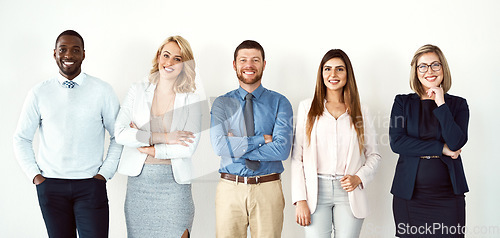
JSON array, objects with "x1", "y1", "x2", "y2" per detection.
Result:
[
  {"x1": 291, "y1": 99, "x2": 381, "y2": 218},
  {"x1": 115, "y1": 81, "x2": 201, "y2": 184}
]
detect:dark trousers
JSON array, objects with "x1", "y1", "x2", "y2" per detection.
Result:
[{"x1": 36, "y1": 178, "x2": 109, "y2": 238}]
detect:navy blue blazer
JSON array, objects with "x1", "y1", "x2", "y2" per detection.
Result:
[{"x1": 389, "y1": 93, "x2": 469, "y2": 200}]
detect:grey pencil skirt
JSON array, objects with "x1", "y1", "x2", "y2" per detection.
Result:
[{"x1": 125, "y1": 164, "x2": 194, "y2": 238}]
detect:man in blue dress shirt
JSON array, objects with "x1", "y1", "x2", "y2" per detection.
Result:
[
  {"x1": 13, "y1": 30, "x2": 122, "y2": 238},
  {"x1": 210, "y1": 40, "x2": 293, "y2": 238}
]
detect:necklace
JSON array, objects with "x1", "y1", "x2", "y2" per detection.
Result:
[{"x1": 151, "y1": 88, "x2": 175, "y2": 117}]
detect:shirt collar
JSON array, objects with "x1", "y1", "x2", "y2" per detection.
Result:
[
  {"x1": 237, "y1": 84, "x2": 265, "y2": 100},
  {"x1": 323, "y1": 99, "x2": 349, "y2": 113},
  {"x1": 57, "y1": 72, "x2": 85, "y2": 86}
]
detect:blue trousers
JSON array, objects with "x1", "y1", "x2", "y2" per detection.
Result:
[{"x1": 36, "y1": 178, "x2": 109, "y2": 238}]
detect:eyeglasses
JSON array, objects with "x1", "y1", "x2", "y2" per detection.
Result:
[{"x1": 417, "y1": 62, "x2": 442, "y2": 73}]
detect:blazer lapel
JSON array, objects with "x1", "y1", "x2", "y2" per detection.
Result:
[
  {"x1": 145, "y1": 83, "x2": 155, "y2": 106},
  {"x1": 170, "y1": 93, "x2": 186, "y2": 131},
  {"x1": 407, "y1": 94, "x2": 420, "y2": 138},
  {"x1": 309, "y1": 118, "x2": 319, "y2": 171},
  {"x1": 133, "y1": 83, "x2": 155, "y2": 128}
]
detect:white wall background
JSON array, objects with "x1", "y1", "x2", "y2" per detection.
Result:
[{"x1": 1, "y1": 0, "x2": 499, "y2": 237}]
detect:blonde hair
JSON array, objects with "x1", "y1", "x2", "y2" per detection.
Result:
[
  {"x1": 149, "y1": 36, "x2": 196, "y2": 93},
  {"x1": 410, "y1": 44, "x2": 452, "y2": 97}
]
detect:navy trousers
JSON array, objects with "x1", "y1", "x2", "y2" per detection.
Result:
[{"x1": 36, "y1": 178, "x2": 109, "y2": 238}]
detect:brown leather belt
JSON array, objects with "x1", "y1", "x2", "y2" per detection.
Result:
[
  {"x1": 420, "y1": 156, "x2": 441, "y2": 159},
  {"x1": 220, "y1": 173, "x2": 280, "y2": 184}
]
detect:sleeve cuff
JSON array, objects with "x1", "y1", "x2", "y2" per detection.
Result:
[
  {"x1": 247, "y1": 135, "x2": 266, "y2": 151},
  {"x1": 28, "y1": 170, "x2": 42, "y2": 184},
  {"x1": 136, "y1": 130, "x2": 152, "y2": 145},
  {"x1": 433, "y1": 103, "x2": 450, "y2": 116},
  {"x1": 97, "y1": 170, "x2": 113, "y2": 181},
  {"x1": 154, "y1": 144, "x2": 168, "y2": 159},
  {"x1": 355, "y1": 174, "x2": 366, "y2": 190}
]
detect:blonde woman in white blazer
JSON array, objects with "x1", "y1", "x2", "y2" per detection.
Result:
[
  {"x1": 115, "y1": 36, "x2": 201, "y2": 238},
  {"x1": 291, "y1": 49, "x2": 381, "y2": 238}
]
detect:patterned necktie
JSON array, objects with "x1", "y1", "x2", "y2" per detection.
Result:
[
  {"x1": 244, "y1": 93, "x2": 260, "y2": 171},
  {"x1": 63, "y1": 80, "x2": 76, "y2": 88}
]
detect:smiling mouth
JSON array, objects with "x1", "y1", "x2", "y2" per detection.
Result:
[
  {"x1": 425, "y1": 76, "x2": 437, "y2": 82},
  {"x1": 62, "y1": 61, "x2": 75, "y2": 67},
  {"x1": 328, "y1": 79, "x2": 340, "y2": 84},
  {"x1": 243, "y1": 71, "x2": 255, "y2": 75},
  {"x1": 164, "y1": 67, "x2": 174, "y2": 72}
]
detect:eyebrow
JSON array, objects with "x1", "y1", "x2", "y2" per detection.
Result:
[
  {"x1": 57, "y1": 45, "x2": 81, "y2": 48},
  {"x1": 238, "y1": 56, "x2": 261, "y2": 59},
  {"x1": 324, "y1": 65, "x2": 345, "y2": 68},
  {"x1": 162, "y1": 50, "x2": 182, "y2": 58},
  {"x1": 418, "y1": 61, "x2": 440, "y2": 65}
]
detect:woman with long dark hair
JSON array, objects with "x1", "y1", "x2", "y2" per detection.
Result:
[{"x1": 291, "y1": 49, "x2": 381, "y2": 237}]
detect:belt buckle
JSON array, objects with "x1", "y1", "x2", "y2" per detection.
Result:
[
  {"x1": 423, "y1": 156, "x2": 431, "y2": 160},
  {"x1": 235, "y1": 175, "x2": 238, "y2": 185},
  {"x1": 244, "y1": 177, "x2": 248, "y2": 184},
  {"x1": 255, "y1": 176, "x2": 260, "y2": 184}
]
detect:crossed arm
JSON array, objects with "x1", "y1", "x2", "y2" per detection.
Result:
[
  {"x1": 389, "y1": 94, "x2": 469, "y2": 158},
  {"x1": 210, "y1": 96, "x2": 293, "y2": 163}
]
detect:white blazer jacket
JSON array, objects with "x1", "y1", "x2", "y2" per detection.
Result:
[
  {"x1": 115, "y1": 81, "x2": 201, "y2": 184},
  {"x1": 291, "y1": 99, "x2": 381, "y2": 218}
]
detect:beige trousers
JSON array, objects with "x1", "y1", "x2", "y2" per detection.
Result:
[{"x1": 215, "y1": 178, "x2": 285, "y2": 238}]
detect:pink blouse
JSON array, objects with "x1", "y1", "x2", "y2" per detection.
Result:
[{"x1": 316, "y1": 107, "x2": 352, "y2": 175}]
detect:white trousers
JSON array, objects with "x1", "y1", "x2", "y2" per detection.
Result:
[{"x1": 304, "y1": 178, "x2": 364, "y2": 238}]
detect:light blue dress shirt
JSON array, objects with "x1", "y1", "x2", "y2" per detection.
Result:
[{"x1": 210, "y1": 85, "x2": 293, "y2": 177}]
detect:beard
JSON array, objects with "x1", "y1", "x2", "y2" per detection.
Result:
[
  {"x1": 236, "y1": 69, "x2": 263, "y2": 85},
  {"x1": 57, "y1": 61, "x2": 82, "y2": 79},
  {"x1": 60, "y1": 65, "x2": 81, "y2": 76}
]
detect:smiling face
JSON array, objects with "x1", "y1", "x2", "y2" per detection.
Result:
[
  {"x1": 54, "y1": 35, "x2": 85, "y2": 80},
  {"x1": 157, "y1": 41, "x2": 184, "y2": 81},
  {"x1": 417, "y1": 52, "x2": 443, "y2": 91},
  {"x1": 322, "y1": 57, "x2": 347, "y2": 92},
  {"x1": 233, "y1": 48, "x2": 266, "y2": 87}
]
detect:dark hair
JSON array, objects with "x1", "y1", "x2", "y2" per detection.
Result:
[
  {"x1": 55, "y1": 30, "x2": 84, "y2": 49},
  {"x1": 306, "y1": 49, "x2": 365, "y2": 152},
  {"x1": 234, "y1": 40, "x2": 265, "y2": 61}
]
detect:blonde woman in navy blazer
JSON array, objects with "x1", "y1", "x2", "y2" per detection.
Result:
[
  {"x1": 115, "y1": 36, "x2": 201, "y2": 238},
  {"x1": 389, "y1": 44, "x2": 469, "y2": 238}
]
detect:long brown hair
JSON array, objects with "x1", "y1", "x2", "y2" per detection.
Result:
[{"x1": 306, "y1": 49, "x2": 365, "y2": 152}]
